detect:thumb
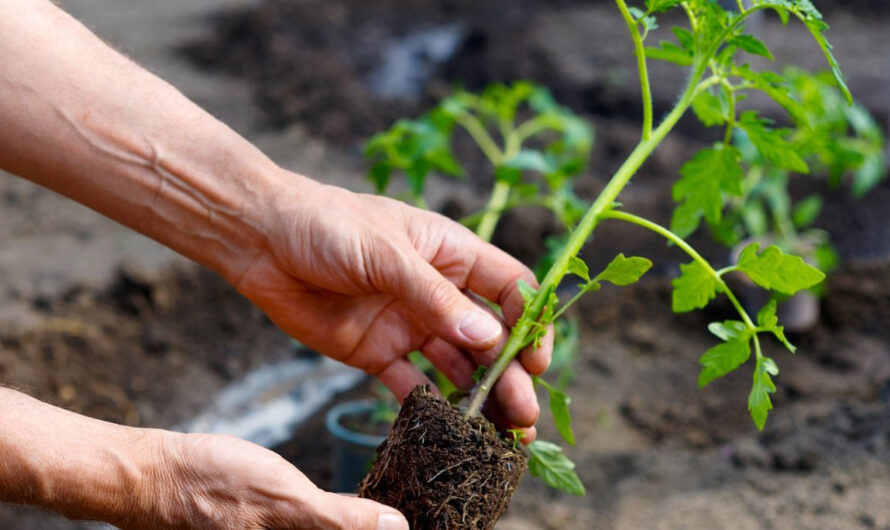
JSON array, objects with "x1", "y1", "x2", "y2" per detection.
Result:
[
  {"x1": 391, "y1": 254, "x2": 504, "y2": 351},
  {"x1": 316, "y1": 492, "x2": 409, "y2": 530}
]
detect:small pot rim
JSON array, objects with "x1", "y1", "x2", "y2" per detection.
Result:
[{"x1": 325, "y1": 399, "x2": 388, "y2": 447}]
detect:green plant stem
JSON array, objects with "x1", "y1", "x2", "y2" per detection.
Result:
[
  {"x1": 722, "y1": 80, "x2": 737, "y2": 144},
  {"x1": 600, "y1": 209, "x2": 767, "y2": 376},
  {"x1": 476, "y1": 180, "x2": 512, "y2": 242},
  {"x1": 599, "y1": 210, "x2": 756, "y2": 330},
  {"x1": 616, "y1": 0, "x2": 653, "y2": 140},
  {"x1": 456, "y1": 114, "x2": 503, "y2": 165}
]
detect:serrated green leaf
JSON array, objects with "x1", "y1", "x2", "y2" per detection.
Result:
[
  {"x1": 671, "y1": 145, "x2": 744, "y2": 237},
  {"x1": 644, "y1": 42, "x2": 693, "y2": 66},
  {"x1": 804, "y1": 19, "x2": 852, "y2": 104},
  {"x1": 527, "y1": 441, "x2": 585, "y2": 496},
  {"x1": 736, "y1": 243, "x2": 826, "y2": 295},
  {"x1": 698, "y1": 338, "x2": 752, "y2": 388},
  {"x1": 748, "y1": 356, "x2": 779, "y2": 430},
  {"x1": 672, "y1": 26, "x2": 694, "y2": 52},
  {"x1": 708, "y1": 320, "x2": 750, "y2": 342},
  {"x1": 646, "y1": 0, "x2": 682, "y2": 12},
  {"x1": 672, "y1": 261, "x2": 721, "y2": 313},
  {"x1": 595, "y1": 254, "x2": 653, "y2": 286},
  {"x1": 628, "y1": 6, "x2": 658, "y2": 32},
  {"x1": 731, "y1": 35, "x2": 774, "y2": 60},
  {"x1": 691, "y1": 89, "x2": 727, "y2": 127},
  {"x1": 734, "y1": 67, "x2": 810, "y2": 128},
  {"x1": 756, "y1": 299, "x2": 779, "y2": 329},
  {"x1": 738, "y1": 111, "x2": 809, "y2": 173},
  {"x1": 670, "y1": 201, "x2": 705, "y2": 241},
  {"x1": 791, "y1": 195, "x2": 822, "y2": 228},
  {"x1": 756, "y1": 300, "x2": 796, "y2": 352},
  {"x1": 547, "y1": 386, "x2": 575, "y2": 445},
  {"x1": 568, "y1": 256, "x2": 590, "y2": 282},
  {"x1": 517, "y1": 279, "x2": 538, "y2": 304}
]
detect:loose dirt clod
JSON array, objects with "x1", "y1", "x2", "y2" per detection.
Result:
[{"x1": 358, "y1": 386, "x2": 527, "y2": 530}]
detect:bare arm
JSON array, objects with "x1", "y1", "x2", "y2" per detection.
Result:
[{"x1": 0, "y1": 0, "x2": 280, "y2": 282}]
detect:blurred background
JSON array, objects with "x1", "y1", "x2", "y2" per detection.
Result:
[{"x1": 1, "y1": 0, "x2": 888, "y2": 528}]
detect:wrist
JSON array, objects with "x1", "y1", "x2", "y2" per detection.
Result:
[{"x1": 37, "y1": 425, "x2": 165, "y2": 526}]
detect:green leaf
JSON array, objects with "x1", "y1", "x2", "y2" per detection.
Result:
[
  {"x1": 730, "y1": 35, "x2": 773, "y2": 60},
  {"x1": 738, "y1": 111, "x2": 809, "y2": 173},
  {"x1": 708, "y1": 320, "x2": 750, "y2": 342},
  {"x1": 646, "y1": 0, "x2": 682, "y2": 12},
  {"x1": 504, "y1": 150, "x2": 555, "y2": 174},
  {"x1": 472, "y1": 365, "x2": 488, "y2": 383},
  {"x1": 698, "y1": 338, "x2": 752, "y2": 388},
  {"x1": 368, "y1": 161, "x2": 392, "y2": 193},
  {"x1": 527, "y1": 441, "x2": 585, "y2": 496},
  {"x1": 595, "y1": 254, "x2": 653, "y2": 286},
  {"x1": 691, "y1": 89, "x2": 727, "y2": 127},
  {"x1": 495, "y1": 165, "x2": 522, "y2": 185},
  {"x1": 628, "y1": 7, "x2": 658, "y2": 33},
  {"x1": 672, "y1": 261, "x2": 721, "y2": 313},
  {"x1": 568, "y1": 256, "x2": 590, "y2": 282},
  {"x1": 672, "y1": 26, "x2": 694, "y2": 52},
  {"x1": 671, "y1": 145, "x2": 744, "y2": 237},
  {"x1": 736, "y1": 243, "x2": 826, "y2": 295},
  {"x1": 853, "y1": 153, "x2": 887, "y2": 197},
  {"x1": 756, "y1": 300, "x2": 796, "y2": 352},
  {"x1": 644, "y1": 41, "x2": 693, "y2": 66},
  {"x1": 791, "y1": 195, "x2": 822, "y2": 228},
  {"x1": 804, "y1": 18, "x2": 852, "y2": 104},
  {"x1": 517, "y1": 279, "x2": 538, "y2": 304},
  {"x1": 734, "y1": 67, "x2": 810, "y2": 128},
  {"x1": 748, "y1": 356, "x2": 779, "y2": 431},
  {"x1": 546, "y1": 385, "x2": 575, "y2": 445}
]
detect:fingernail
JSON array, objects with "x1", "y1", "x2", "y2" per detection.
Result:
[
  {"x1": 378, "y1": 512, "x2": 409, "y2": 530},
  {"x1": 459, "y1": 310, "x2": 501, "y2": 343}
]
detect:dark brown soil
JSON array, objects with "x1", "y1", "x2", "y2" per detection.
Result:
[{"x1": 359, "y1": 386, "x2": 527, "y2": 530}]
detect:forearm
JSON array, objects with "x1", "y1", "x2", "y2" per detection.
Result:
[
  {"x1": 0, "y1": 387, "x2": 162, "y2": 525},
  {"x1": 0, "y1": 0, "x2": 304, "y2": 282}
]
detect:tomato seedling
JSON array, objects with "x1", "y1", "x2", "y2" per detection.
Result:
[{"x1": 368, "y1": 0, "x2": 859, "y2": 496}]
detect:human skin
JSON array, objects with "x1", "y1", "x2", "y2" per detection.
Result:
[{"x1": 0, "y1": 0, "x2": 552, "y2": 528}]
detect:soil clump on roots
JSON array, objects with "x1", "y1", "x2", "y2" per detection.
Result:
[{"x1": 358, "y1": 386, "x2": 527, "y2": 530}]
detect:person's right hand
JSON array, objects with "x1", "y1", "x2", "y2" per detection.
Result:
[{"x1": 133, "y1": 431, "x2": 408, "y2": 530}]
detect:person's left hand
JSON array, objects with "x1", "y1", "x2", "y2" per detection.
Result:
[{"x1": 233, "y1": 174, "x2": 553, "y2": 439}]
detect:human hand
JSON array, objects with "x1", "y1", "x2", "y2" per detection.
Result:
[
  {"x1": 129, "y1": 432, "x2": 408, "y2": 530},
  {"x1": 233, "y1": 175, "x2": 553, "y2": 439}
]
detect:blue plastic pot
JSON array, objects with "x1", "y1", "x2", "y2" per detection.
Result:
[{"x1": 325, "y1": 400, "x2": 387, "y2": 493}]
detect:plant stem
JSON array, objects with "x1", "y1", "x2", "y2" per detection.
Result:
[
  {"x1": 456, "y1": 114, "x2": 503, "y2": 165},
  {"x1": 615, "y1": 0, "x2": 654, "y2": 140},
  {"x1": 476, "y1": 180, "x2": 512, "y2": 242},
  {"x1": 722, "y1": 80, "x2": 737, "y2": 145},
  {"x1": 599, "y1": 209, "x2": 756, "y2": 330}
]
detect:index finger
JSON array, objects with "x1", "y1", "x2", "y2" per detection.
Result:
[{"x1": 462, "y1": 238, "x2": 554, "y2": 375}]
